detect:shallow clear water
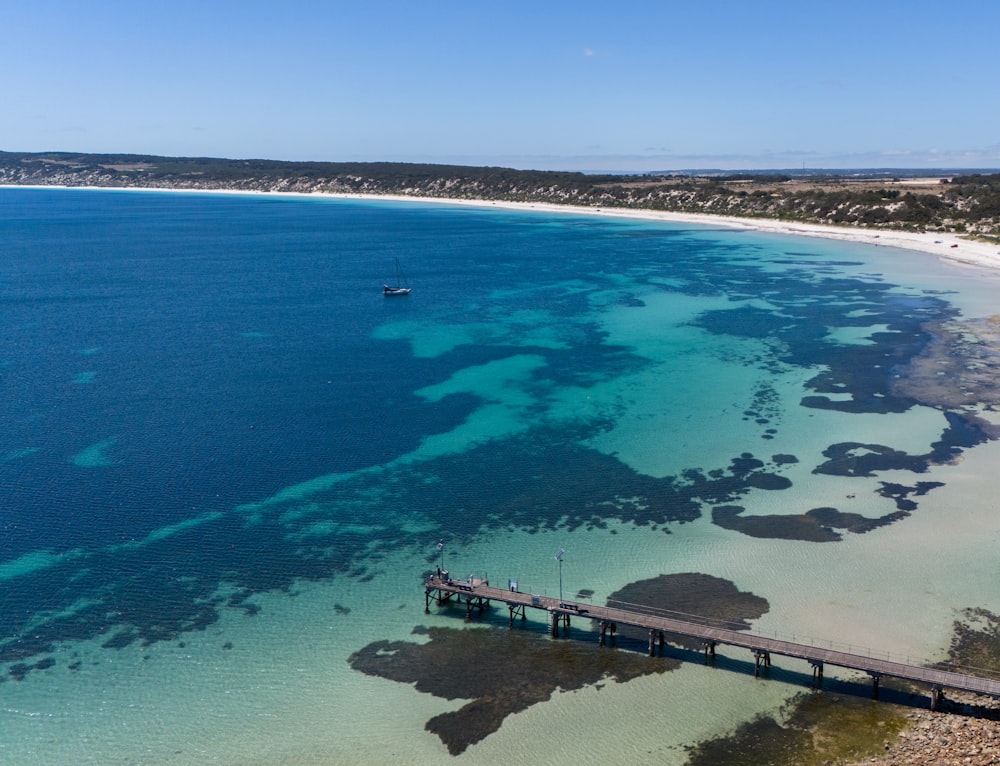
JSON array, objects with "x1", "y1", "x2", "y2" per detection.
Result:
[{"x1": 2, "y1": 188, "x2": 1000, "y2": 764}]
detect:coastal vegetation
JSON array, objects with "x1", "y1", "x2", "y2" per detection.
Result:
[{"x1": 2, "y1": 151, "x2": 998, "y2": 242}]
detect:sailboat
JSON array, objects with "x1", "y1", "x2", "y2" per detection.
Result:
[{"x1": 383, "y1": 258, "x2": 411, "y2": 296}]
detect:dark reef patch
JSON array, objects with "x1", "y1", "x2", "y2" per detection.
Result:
[
  {"x1": 815, "y1": 411, "x2": 992, "y2": 480},
  {"x1": 746, "y1": 472, "x2": 793, "y2": 490},
  {"x1": 607, "y1": 573, "x2": 769, "y2": 649},
  {"x1": 805, "y1": 506, "x2": 909, "y2": 534},
  {"x1": 772, "y1": 454, "x2": 799, "y2": 465},
  {"x1": 403, "y1": 438, "x2": 803, "y2": 544},
  {"x1": 349, "y1": 572, "x2": 770, "y2": 754},
  {"x1": 349, "y1": 626, "x2": 674, "y2": 755},
  {"x1": 101, "y1": 630, "x2": 139, "y2": 650},
  {"x1": 685, "y1": 692, "x2": 911, "y2": 766},
  {"x1": 8, "y1": 656, "x2": 57, "y2": 682},
  {"x1": 949, "y1": 607, "x2": 1000, "y2": 675},
  {"x1": 876, "y1": 481, "x2": 944, "y2": 511},
  {"x1": 713, "y1": 505, "x2": 843, "y2": 542},
  {"x1": 814, "y1": 442, "x2": 923, "y2": 477},
  {"x1": 713, "y1": 502, "x2": 919, "y2": 541},
  {"x1": 800, "y1": 392, "x2": 915, "y2": 414},
  {"x1": 692, "y1": 276, "x2": 957, "y2": 423},
  {"x1": 696, "y1": 305, "x2": 795, "y2": 340},
  {"x1": 934, "y1": 410, "x2": 996, "y2": 453},
  {"x1": 618, "y1": 292, "x2": 646, "y2": 307}
]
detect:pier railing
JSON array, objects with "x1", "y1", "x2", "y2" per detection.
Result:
[
  {"x1": 423, "y1": 574, "x2": 1000, "y2": 708},
  {"x1": 601, "y1": 597, "x2": 1000, "y2": 682}
]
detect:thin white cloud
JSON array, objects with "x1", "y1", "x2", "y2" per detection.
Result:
[{"x1": 421, "y1": 146, "x2": 1000, "y2": 173}]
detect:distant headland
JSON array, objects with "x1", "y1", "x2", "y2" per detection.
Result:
[{"x1": 2, "y1": 150, "x2": 998, "y2": 245}]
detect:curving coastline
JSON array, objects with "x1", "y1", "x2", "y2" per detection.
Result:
[
  {"x1": 330, "y1": 192, "x2": 1000, "y2": 271},
  {"x1": 5, "y1": 179, "x2": 1000, "y2": 764},
  {"x1": 5, "y1": 182, "x2": 1000, "y2": 273}
]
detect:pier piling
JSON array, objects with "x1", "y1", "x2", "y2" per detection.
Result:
[
  {"x1": 871, "y1": 673, "x2": 881, "y2": 699},
  {"x1": 753, "y1": 649, "x2": 771, "y2": 677},
  {"x1": 810, "y1": 660, "x2": 824, "y2": 688},
  {"x1": 931, "y1": 686, "x2": 945, "y2": 711},
  {"x1": 703, "y1": 641, "x2": 717, "y2": 664}
]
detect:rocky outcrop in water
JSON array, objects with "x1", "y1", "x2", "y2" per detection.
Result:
[{"x1": 846, "y1": 693, "x2": 1000, "y2": 766}]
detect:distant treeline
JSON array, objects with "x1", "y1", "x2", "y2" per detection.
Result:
[{"x1": 2, "y1": 151, "x2": 998, "y2": 240}]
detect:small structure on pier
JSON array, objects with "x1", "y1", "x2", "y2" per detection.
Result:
[{"x1": 425, "y1": 572, "x2": 492, "y2": 622}]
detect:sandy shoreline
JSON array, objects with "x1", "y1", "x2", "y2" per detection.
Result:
[
  {"x1": 6, "y1": 183, "x2": 1000, "y2": 272},
  {"x1": 345, "y1": 192, "x2": 1000, "y2": 272}
]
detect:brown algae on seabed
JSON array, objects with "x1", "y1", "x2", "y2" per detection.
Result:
[
  {"x1": 686, "y1": 608, "x2": 1000, "y2": 766},
  {"x1": 348, "y1": 573, "x2": 770, "y2": 755},
  {"x1": 349, "y1": 625, "x2": 675, "y2": 755},
  {"x1": 685, "y1": 692, "x2": 912, "y2": 766},
  {"x1": 891, "y1": 315, "x2": 1000, "y2": 427}
]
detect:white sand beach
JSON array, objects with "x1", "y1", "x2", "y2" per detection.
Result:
[{"x1": 327, "y1": 192, "x2": 1000, "y2": 272}]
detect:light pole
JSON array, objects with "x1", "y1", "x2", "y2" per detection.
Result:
[
  {"x1": 555, "y1": 548, "x2": 565, "y2": 601},
  {"x1": 436, "y1": 539, "x2": 444, "y2": 577}
]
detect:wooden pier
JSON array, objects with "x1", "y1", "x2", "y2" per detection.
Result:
[{"x1": 424, "y1": 574, "x2": 1000, "y2": 710}]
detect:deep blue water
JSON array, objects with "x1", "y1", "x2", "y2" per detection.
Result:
[
  {"x1": 4, "y1": 192, "x2": 450, "y2": 550},
  {"x1": 0, "y1": 187, "x2": 980, "y2": 678}
]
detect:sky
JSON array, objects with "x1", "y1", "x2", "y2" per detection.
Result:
[{"x1": 3, "y1": 0, "x2": 999, "y2": 172}]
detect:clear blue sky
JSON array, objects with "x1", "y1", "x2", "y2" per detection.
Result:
[{"x1": 3, "y1": 0, "x2": 999, "y2": 171}]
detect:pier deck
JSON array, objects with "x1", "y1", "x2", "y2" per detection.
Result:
[{"x1": 424, "y1": 575, "x2": 1000, "y2": 707}]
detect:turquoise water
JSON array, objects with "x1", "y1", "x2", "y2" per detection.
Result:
[{"x1": 3, "y1": 187, "x2": 1000, "y2": 764}]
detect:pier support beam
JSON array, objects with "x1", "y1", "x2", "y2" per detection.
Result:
[
  {"x1": 870, "y1": 673, "x2": 881, "y2": 700},
  {"x1": 425, "y1": 589, "x2": 430, "y2": 614},
  {"x1": 598, "y1": 621, "x2": 618, "y2": 647},
  {"x1": 930, "y1": 686, "x2": 945, "y2": 711},
  {"x1": 753, "y1": 649, "x2": 771, "y2": 678},
  {"x1": 549, "y1": 611, "x2": 560, "y2": 638},
  {"x1": 508, "y1": 603, "x2": 525, "y2": 628},
  {"x1": 648, "y1": 629, "x2": 656, "y2": 657},
  {"x1": 810, "y1": 660, "x2": 824, "y2": 688},
  {"x1": 703, "y1": 641, "x2": 717, "y2": 664}
]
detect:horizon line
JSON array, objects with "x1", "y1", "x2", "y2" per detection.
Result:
[{"x1": 2, "y1": 149, "x2": 999, "y2": 178}]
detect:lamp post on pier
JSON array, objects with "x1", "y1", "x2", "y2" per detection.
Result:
[{"x1": 555, "y1": 548, "x2": 565, "y2": 602}]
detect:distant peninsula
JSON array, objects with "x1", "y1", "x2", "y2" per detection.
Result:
[{"x1": 2, "y1": 151, "x2": 998, "y2": 243}]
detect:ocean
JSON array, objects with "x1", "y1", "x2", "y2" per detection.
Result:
[{"x1": 2, "y1": 187, "x2": 1000, "y2": 764}]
